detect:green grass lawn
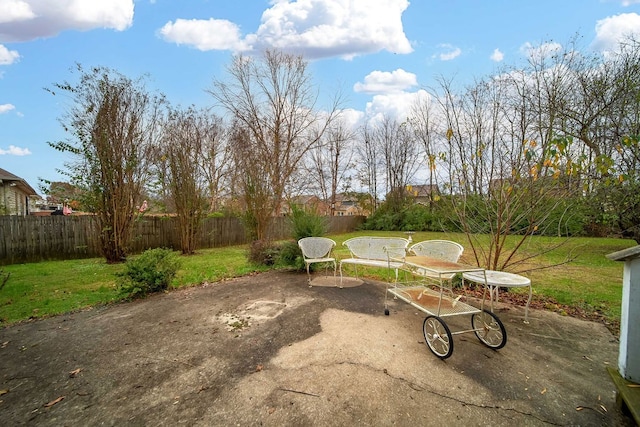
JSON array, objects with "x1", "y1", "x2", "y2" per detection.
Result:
[
  {"x1": 0, "y1": 231, "x2": 635, "y2": 328},
  {"x1": 0, "y1": 246, "x2": 270, "y2": 325}
]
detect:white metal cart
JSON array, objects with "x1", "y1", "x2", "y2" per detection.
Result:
[{"x1": 384, "y1": 255, "x2": 507, "y2": 359}]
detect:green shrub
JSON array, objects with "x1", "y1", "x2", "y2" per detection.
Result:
[
  {"x1": 116, "y1": 248, "x2": 181, "y2": 299},
  {"x1": 289, "y1": 204, "x2": 328, "y2": 241},
  {"x1": 248, "y1": 239, "x2": 305, "y2": 269},
  {"x1": 401, "y1": 204, "x2": 439, "y2": 231},
  {"x1": 541, "y1": 198, "x2": 589, "y2": 237},
  {"x1": 362, "y1": 205, "x2": 402, "y2": 230},
  {"x1": 248, "y1": 239, "x2": 279, "y2": 265},
  {"x1": 363, "y1": 202, "x2": 452, "y2": 232},
  {"x1": 275, "y1": 240, "x2": 305, "y2": 271}
]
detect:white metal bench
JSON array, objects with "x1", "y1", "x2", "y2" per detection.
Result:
[{"x1": 339, "y1": 236, "x2": 409, "y2": 285}]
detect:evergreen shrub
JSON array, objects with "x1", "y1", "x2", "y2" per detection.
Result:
[{"x1": 117, "y1": 248, "x2": 181, "y2": 299}]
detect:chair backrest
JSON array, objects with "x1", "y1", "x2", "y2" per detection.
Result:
[
  {"x1": 343, "y1": 237, "x2": 409, "y2": 261},
  {"x1": 409, "y1": 240, "x2": 464, "y2": 262},
  {"x1": 298, "y1": 237, "x2": 336, "y2": 259}
]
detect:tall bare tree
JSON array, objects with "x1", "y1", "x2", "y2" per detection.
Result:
[
  {"x1": 550, "y1": 37, "x2": 640, "y2": 241},
  {"x1": 356, "y1": 123, "x2": 381, "y2": 214},
  {"x1": 199, "y1": 115, "x2": 232, "y2": 213},
  {"x1": 422, "y1": 70, "x2": 580, "y2": 271},
  {"x1": 209, "y1": 50, "x2": 339, "y2": 242},
  {"x1": 307, "y1": 115, "x2": 355, "y2": 215},
  {"x1": 409, "y1": 93, "x2": 442, "y2": 209},
  {"x1": 161, "y1": 106, "x2": 225, "y2": 254},
  {"x1": 47, "y1": 64, "x2": 165, "y2": 263},
  {"x1": 372, "y1": 115, "x2": 420, "y2": 209}
]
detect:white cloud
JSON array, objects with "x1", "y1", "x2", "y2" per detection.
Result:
[
  {"x1": 592, "y1": 13, "x2": 640, "y2": 53},
  {"x1": 621, "y1": 0, "x2": 640, "y2": 5},
  {"x1": 0, "y1": 44, "x2": 19, "y2": 64},
  {"x1": 158, "y1": 0, "x2": 412, "y2": 59},
  {"x1": 254, "y1": 0, "x2": 412, "y2": 59},
  {"x1": 437, "y1": 44, "x2": 461, "y2": 61},
  {"x1": 0, "y1": 0, "x2": 35, "y2": 24},
  {"x1": 490, "y1": 48, "x2": 504, "y2": 62},
  {"x1": 0, "y1": 145, "x2": 31, "y2": 156},
  {"x1": 353, "y1": 69, "x2": 417, "y2": 94},
  {"x1": 519, "y1": 41, "x2": 562, "y2": 61},
  {"x1": 159, "y1": 18, "x2": 250, "y2": 52},
  {"x1": 365, "y1": 90, "x2": 429, "y2": 123},
  {"x1": 0, "y1": 0, "x2": 134, "y2": 43},
  {"x1": 336, "y1": 108, "x2": 365, "y2": 129},
  {"x1": 0, "y1": 103, "x2": 16, "y2": 114}
]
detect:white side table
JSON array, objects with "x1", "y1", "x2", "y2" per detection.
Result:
[{"x1": 463, "y1": 270, "x2": 532, "y2": 323}]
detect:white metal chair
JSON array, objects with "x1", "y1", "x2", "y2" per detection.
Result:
[
  {"x1": 298, "y1": 237, "x2": 337, "y2": 287},
  {"x1": 408, "y1": 240, "x2": 464, "y2": 282}
]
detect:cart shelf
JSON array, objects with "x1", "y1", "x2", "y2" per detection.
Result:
[{"x1": 387, "y1": 286, "x2": 479, "y2": 317}]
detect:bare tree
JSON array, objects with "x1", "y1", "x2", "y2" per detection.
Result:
[
  {"x1": 227, "y1": 123, "x2": 272, "y2": 240},
  {"x1": 551, "y1": 37, "x2": 640, "y2": 241},
  {"x1": 424, "y1": 72, "x2": 580, "y2": 271},
  {"x1": 356, "y1": 123, "x2": 381, "y2": 213},
  {"x1": 409, "y1": 93, "x2": 441, "y2": 209},
  {"x1": 393, "y1": 35, "x2": 640, "y2": 271},
  {"x1": 47, "y1": 64, "x2": 165, "y2": 263},
  {"x1": 199, "y1": 115, "x2": 232, "y2": 213},
  {"x1": 307, "y1": 115, "x2": 355, "y2": 215},
  {"x1": 161, "y1": 106, "x2": 223, "y2": 254},
  {"x1": 372, "y1": 115, "x2": 420, "y2": 209},
  {"x1": 208, "y1": 50, "x2": 339, "y2": 242}
]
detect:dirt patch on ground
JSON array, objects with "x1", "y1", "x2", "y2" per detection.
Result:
[{"x1": 0, "y1": 271, "x2": 634, "y2": 426}]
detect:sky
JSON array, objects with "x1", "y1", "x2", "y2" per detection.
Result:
[{"x1": 1, "y1": 0, "x2": 640, "y2": 197}]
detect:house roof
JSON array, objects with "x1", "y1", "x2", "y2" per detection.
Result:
[
  {"x1": 0, "y1": 167, "x2": 38, "y2": 195},
  {"x1": 291, "y1": 195, "x2": 320, "y2": 205},
  {"x1": 334, "y1": 193, "x2": 359, "y2": 202},
  {"x1": 406, "y1": 184, "x2": 439, "y2": 197}
]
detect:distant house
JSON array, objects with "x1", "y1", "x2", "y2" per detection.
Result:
[
  {"x1": 281, "y1": 195, "x2": 329, "y2": 216},
  {"x1": 0, "y1": 168, "x2": 38, "y2": 216},
  {"x1": 333, "y1": 193, "x2": 369, "y2": 216},
  {"x1": 282, "y1": 193, "x2": 369, "y2": 217},
  {"x1": 405, "y1": 184, "x2": 439, "y2": 205}
]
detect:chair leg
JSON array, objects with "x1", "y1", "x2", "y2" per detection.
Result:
[{"x1": 306, "y1": 263, "x2": 312, "y2": 287}]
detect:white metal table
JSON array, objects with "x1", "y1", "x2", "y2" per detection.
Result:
[{"x1": 463, "y1": 270, "x2": 532, "y2": 323}]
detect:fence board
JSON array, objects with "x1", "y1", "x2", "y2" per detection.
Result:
[{"x1": 0, "y1": 215, "x2": 365, "y2": 265}]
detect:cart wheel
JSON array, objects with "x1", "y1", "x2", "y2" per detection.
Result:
[
  {"x1": 471, "y1": 310, "x2": 507, "y2": 350},
  {"x1": 384, "y1": 308, "x2": 390, "y2": 316},
  {"x1": 422, "y1": 315, "x2": 453, "y2": 359}
]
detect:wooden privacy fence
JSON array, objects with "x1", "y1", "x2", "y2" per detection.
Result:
[{"x1": 0, "y1": 215, "x2": 365, "y2": 265}]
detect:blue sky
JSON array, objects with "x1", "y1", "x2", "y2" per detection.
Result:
[{"x1": 1, "y1": 0, "x2": 639, "y2": 196}]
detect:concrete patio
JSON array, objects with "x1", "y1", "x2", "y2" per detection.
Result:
[{"x1": 0, "y1": 270, "x2": 633, "y2": 426}]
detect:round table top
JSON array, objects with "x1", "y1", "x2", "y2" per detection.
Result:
[{"x1": 462, "y1": 270, "x2": 531, "y2": 287}]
